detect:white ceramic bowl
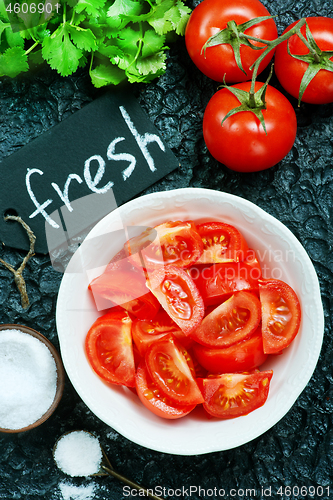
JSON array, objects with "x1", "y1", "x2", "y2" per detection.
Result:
[{"x1": 56, "y1": 188, "x2": 324, "y2": 455}]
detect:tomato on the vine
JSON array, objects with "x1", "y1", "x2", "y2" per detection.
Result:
[
  {"x1": 185, "y1": 0, "x2": 277, "y2": 83},
  {"x1": 203, "y1": 81, "x2": 297, "y2": 172},
  {"x1": 275, "y1": 17, "x2": 333, "y2": 104}
]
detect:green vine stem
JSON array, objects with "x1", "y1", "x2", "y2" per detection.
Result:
[{"x1": 0, "y1": 216, "x2": 36, "y2": 309}]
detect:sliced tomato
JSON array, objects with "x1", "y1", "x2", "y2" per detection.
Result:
[
  {"x1": 145, "y1": 336, "x2": 204, "y2": 405},
  {"x1": 132, "y1": 310, "x2": 192, "y2": 356},
  {"x1": 85, "y1": 308, "x2": 135, "y2": 387},
  {"x1": 89, "y1": 268, "x2": 160, "y2": 320},
  {"x1": 259, "y1": 279, "x2": 301, "y2": 354},
  {"x1": 195, "y1": 222, "x2": 248, "y2": 264},
  {"x1": 193, "y1": 327, "x2": 268, "y2": 373},
  {"x1": 125, "y1": 220, "x2": 203, "y2": 269},
  {"x1": 146, "y1": 265, "x2": 204, "y2": 335},
  {"x1": 243, "y1": 249, "x2": 262, "y2": 279},
  {"x1": 189, "y1": 260, "x2": 260, "y2": 306},
  {"x1": 135, "y1": 362, "x2": 196, "y2": 419},
  {"x1": 190, "y1": 291, "x2": 261, "y2": 347},
  {"x1": 200, "y1": 370, "x2": 273, "y2": 419}
]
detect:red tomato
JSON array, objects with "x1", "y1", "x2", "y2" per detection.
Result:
[
  {"x1": 195, "y1": 221, "x2": 248, "y2": 264},
  {"x1": 203, "y1": 82, "x2": 297, "y2": 172},
  {"x1": 147, "y1": 265, "x2": 204, "y2": 335},
  {"x1": 185, "y1": 0, "x2": 277, "y2": 83},
  {"x1": 274, "y1": 17, "x2": 333, "y2": 104},
  {"x1": 190, "y1": 291, "x2": 261, "y2": 347},
  {"x1": 193, "y1": 327, "x2": 268, "y2": 373},
  {"x1": 85, "y1": 308, "x2": 135, "y2": 387},
  {"x1": 190, "y1": 260, "x2": 260, "y2": 306},
  {"x1": 89, "y1": 269, "x2": 160, "y2": 320},
  {"x1": 200, "y1": 370, "x2": 273, "y2": 418},
  {"x1": 135, "y1": 362, "x2": 196, "y2": 419},
  {"x1": 125, "y1": 220, "x2": 203, "y2": 269},
  {"x1": 259, "y1": 279, "x2": 301, "y2": 354},
  {"x1": 145, "y1": 336, "x2": 204, "y2": 405},
  {"x1": 132, "y1": 310, "x2": 192, "y2": 356}
]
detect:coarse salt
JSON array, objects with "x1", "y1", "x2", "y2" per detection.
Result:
[
  {"x1": 54, "y1": 431, "x2": 103, "y2": 477},
  {"x1": 0, "y1": 328, "x2": 58, "y2": 430}
]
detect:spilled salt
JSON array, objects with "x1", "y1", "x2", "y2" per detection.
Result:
[
  {"x1": 58, "y1": 481, "x2": 96, "y2": 500},
  {"x1": 0, "y1": 328, "x2": 57, "y2": 430},
  {"x1": 54, "y1": 431, "x2": 103, "y2": 477}
]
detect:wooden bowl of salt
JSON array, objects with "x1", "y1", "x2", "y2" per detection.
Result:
[{"x1": 0, "y1": 324, "x2": 65, "y2": 433}]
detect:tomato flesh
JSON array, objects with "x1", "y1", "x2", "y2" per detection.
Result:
[
  {"x1": 196, "y1": 222, "x2": 248, "y2": 263},
  {"x1": 132, "y1": 310, "x2": 192, "y2": 356},
  {"x1": 193, "y1": 327, "x2": 267, "y2": 373},
  {"x1": 190, "y1": 260, "x2": 260, "y2": 306},
  {"x1": 190, "y1": 291, "x2": 261, "y2": 347},
  {"x1": 85, "y1": 309, "x2": 135, "y2": 387},
  {"x1": 145, "y1": 336, "x2": 204, "y2": 405},
  {"x1": 126, "y1": 220, "x2": 203, "y2": 269},
  {"x1": 147, "y1": 265, "x2": 204, "y2": 335},
  {"x1": 201, "y1": 370, "x2": 273, "y2": 418},
  {"x1": 259, "y1": 279, "x2": 301, "y2": 354},
  {"x1": 136, "y1": 362, "x2": 196, "y2": 419}
]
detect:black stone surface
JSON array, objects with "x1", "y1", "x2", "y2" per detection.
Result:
[{"x1": 1, "y1": 0, "x2": 333, "y2": 499}]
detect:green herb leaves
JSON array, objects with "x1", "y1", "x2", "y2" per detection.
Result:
[{"x1": 0, "y1": 0, "x2": 191, "y2": 86}]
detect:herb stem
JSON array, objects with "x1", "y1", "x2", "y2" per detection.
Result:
[{"x1": 25, "y1": 41, "x2": 39, "y2": 55}]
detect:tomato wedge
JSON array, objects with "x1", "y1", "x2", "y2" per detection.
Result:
[
  {"x1": 196, "y1": 222, "x2": 248, "y2": 264},
  {"x1": 189, "y1": 260, "x2": 260, "y2": 306},
  {"x1": 89, "y1": 268, "x2": 160, "y2": 320},
  {"x1": 193, "y1": 327, "x2": 267, "y2": 373},
  {"x1": 190, "y1": 291, "x2": 261, "y2": 347},
  {"x1": 147, "y1": 265, "x2": 204, "y2": 335},
  {"x1": 85, "y1": 308, "x2": 135, "y2": 387},
  {"x1": 135, "y1": 362, "x2": 196, "y2": 419},
  {"x1": 259, "y1": 279, "x2": 301, "y2": 354},
  {"x1": 132, "y1": 310, "x2": 192, "y2": 356},
  {"x1": 126, "y1": 220, "x2": 203, "y2": 269},
  {"x1": 145, "y1": 336, "x2": 204, "y2": 405},
  {"x1": 200, "y1": 370, "x2": 273, "y2": 419}
]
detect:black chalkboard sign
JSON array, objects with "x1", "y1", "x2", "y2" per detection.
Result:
[{"x1": 0, "y1": 89, "x2": 180, "y2": 255}]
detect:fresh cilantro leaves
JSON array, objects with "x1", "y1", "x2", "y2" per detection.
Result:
[{"x1": 0, "y1": 0, "x2": 191, "y2": 86}]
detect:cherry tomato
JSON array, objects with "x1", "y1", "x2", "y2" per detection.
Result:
[
  {"x1": 135, "y1": 362, "x2": 196, "y2": 419},
  {"x1": 200, "y1": 370, "x2": 273, "y2": 418},
  {"x1": 185, "y1": 0, "x2": 277, "y2": 83},
  {"x1": 125, "y1": 220, "x2": 203, "y2": 270},
  {"x1": 145, "y1": 336, "x2": 204, "y2": 405},
  {"x1": 189, "y1": 260, "x2": 260, "y2": 306},
  {"x1": 85, "y1": 308, "x2": 135, "y2": 387},
  {"x1": 147, "y1": 265, "x2": 205, "y2": 335},
  {"x1": 193, "y1": 327, "x2": 268, "y2": 373},
  {"x1": 195, "y1": 221, "x2": 248, "y2": 264},
  {"x1": 203, "y1": 82, "x2": 297, "y2": 172},
  {"x1": 89, "y1": 268, "x2": 160, "y2": 320},
  {"x1": 132, "y1": 310, "x2": 192, "y2": 357},
  {"x1": 274, "y1": 17, "x2": 333, "y2": 104},
  {"x1": 190, "y1": 291, "x2": 261, "y2": 347},
  {"x1": 259, "y1": 278, "x2": 301, "y2": 354}
]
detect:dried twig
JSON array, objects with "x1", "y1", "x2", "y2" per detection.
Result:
[{"x1": 0, "y1": 216, "x2": 36, "y2": 309}]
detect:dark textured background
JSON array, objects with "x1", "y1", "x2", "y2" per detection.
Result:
[{"x1": 1, "y1": 0, "x2": 333, "y2": 498}]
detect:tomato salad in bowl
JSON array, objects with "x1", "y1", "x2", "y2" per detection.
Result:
[
  {"x1": 56, "y1": 188, "x2": 324, "y2": 455},
  {"x1": 86, "y1": 220, "x2": 301, "y2": 421}
]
